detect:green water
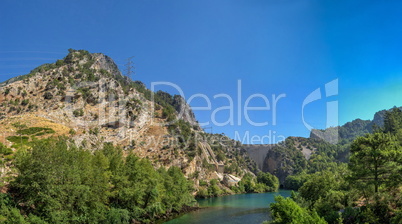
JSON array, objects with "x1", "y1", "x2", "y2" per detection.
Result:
[{"x1": 164, "y1": 190, "x2": 292, "y2": 224}]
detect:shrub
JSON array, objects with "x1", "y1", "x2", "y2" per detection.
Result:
[
  {"x1": 199, "y1": 180, "x2": 208, "y2": 187},
  {"x1": 196, "y1": 187, "x2": 209, "y2": 198},
  {"x1": 89, "y1": 127, "x2": 99, "y2": 135},
  {"x1": 267, "y1": 196, "x2": 327, "y2": 224},
  {"x1": 55, "y1": 59, "x2": 65, "y2": 67},
  {"x1": 21, "y1": 99, "x2": 29, "y2": 106},
  {"x1": 6, "y1": 136, "x2": 29, "y2": 144},
  {"x1": 0, "y1": 143, "x2": 12, "y2": 155},
  {"x1": 4, "y1": 88, "x2": 11, "y2": 95},
  {"x1": 17, "y1": 87, "x2": 22, "y2": 95},
  {"x1": 73, "y1": 109, "x2": 84, "y2": 117},
  {"x1": 43, "y1": 92, "x2": 53, "y2": 100}
]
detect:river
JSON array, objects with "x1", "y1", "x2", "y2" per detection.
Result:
[{"x1": 164, "y1": 190, "x2": 292, "y2": 224}]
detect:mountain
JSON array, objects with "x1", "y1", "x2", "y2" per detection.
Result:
[
  {"x1": 4, "y1": 48, "x2": 395, "y2": 191},
  {"x1": 244, "y1": 107, "x2": 401, "y2": 185},
  {"x1": 310, "y1": 107, "x2": 402, "y2": 144},
  {"x1": 0, "y1": 49, "x2": 257, "y2": 193}
]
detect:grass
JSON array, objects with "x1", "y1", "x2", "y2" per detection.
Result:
[
  {"x1": 0, "y1": 143, "x2": 12, "y2": 155},
  {"x1": 7, "y1": 136, "x2": 29, "y2": 144},
  {"x1": 17, "y1": 127, "x2": 55, "y2": 135}
]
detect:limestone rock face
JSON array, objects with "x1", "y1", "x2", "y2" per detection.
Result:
[
  {"x1": 92, "y1": 53, "x2": 123, "y2": 78},
  {"x1": 0, "y1": 49, "x2": 256, "y2": 191},
  {"x1": 172, "y1": 95, "x2": 198, "y2": 127}
]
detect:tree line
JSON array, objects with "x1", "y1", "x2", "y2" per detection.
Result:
[
  {"x1": 0, "y1": 138, "x2": 195, "y2": 223},
  {"x1": 266, "y1": 108, "x2": 402, "y2": 223}
]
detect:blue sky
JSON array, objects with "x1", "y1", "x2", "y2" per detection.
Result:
[{"x1": 1, "y1": 0, "x2": 402, "y2": 143}]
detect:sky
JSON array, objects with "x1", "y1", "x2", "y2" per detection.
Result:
[{"x1": 1, "y1": 0, "x2": 402, "y2": 143}]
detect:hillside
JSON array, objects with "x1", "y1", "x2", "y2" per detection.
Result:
[
  {"x1": 310, "y1": 107, "x2": 402, "y2": 144},
  {"x1": 0, "y1": 49, "x2": 258, "y2": 194},
  {"x1": 244, "y1": 107, "x2": 400, "y2": 185}
]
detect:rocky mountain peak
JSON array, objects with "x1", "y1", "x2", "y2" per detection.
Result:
[
  {"x1": 64, "y1": 49, "x2": 123, "y2": 78},
  {"x1": 0, "y1": 49, "x2": 256, "y2": 190}
]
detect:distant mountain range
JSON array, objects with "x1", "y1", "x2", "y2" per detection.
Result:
[{"x1": 244, "y1": 106, "x2": 401, "y2": 184}]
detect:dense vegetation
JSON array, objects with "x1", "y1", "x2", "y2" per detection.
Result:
[
  {"x1": 0, "y1": 49, "x2": 265, "y2": 223},
  {"x1": 266, "y1": 136, "x2": 349, "y2": 186},
  {"x1": 0, "y1": 138, "x2": 195, "y2": 223},
  {"x1": 234, "y1": 172, "x2": 279, "y2": 193},
  {"x1": 5, "y1": 49, "x2": 402, "y2": 223},
  {"x1": 196, "y1": 172, "x2": 279, "y2": 198},
  {"x1": 266, "y1": 108, "x2": 402, "y2": 224}
]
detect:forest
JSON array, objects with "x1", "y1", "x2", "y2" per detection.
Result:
[
  {"x1": 0, "y1": 139, "x2": 195, "y2": 223},
  {"x1": 266, "y1": 108, "x2": 402, "y2": 224}
]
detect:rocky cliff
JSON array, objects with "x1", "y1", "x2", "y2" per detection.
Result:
[{"x1": 0, "y1": 49, "x2": 255, "y2": 192}]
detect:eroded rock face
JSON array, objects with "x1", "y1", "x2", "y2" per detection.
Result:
[
  {"x1": 173, "y1": 95, "x2": 198, "y2": 127},
  {"x1": 310, "y1": 128, "x2": 339, "y2": 144},
  {"x1": 92, "y1": 53, "x2": 123, "y2": 78}
]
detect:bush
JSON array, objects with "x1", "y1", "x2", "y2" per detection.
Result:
[
  {"x1": 73, "y1": 109, "x2": 84, "y2": 117},
  {"x1": 89, "y1": 127, "x2": 99, "y2": 135},
  {"x1": 257, "y1": 172, "x2": 279, "y2": 192},
  {"x1": 43, "y1": 92, "x2": 53, "y2": 100},
  {"x1": 162, "y1": 106, "x2": 176, "y2": 121},
  {"x1": 196, "y1": 187, "x2": 209, "y2": 198},
  {"x1": 4, "y1": 88, "x2": 11, "y2": 95},
  {"x1": 207, "y1": 179, "x2": 222, "y2": 197},
  {"x1": 284, "y1": 173, "x2": 310, "y2": 191},
  {"x1": 199, "y1": 180, "x2": 208, "y2": 187},
  {"x1": 105, "y1": 208, "x2": 130, "y2": 224},
  {"x1": 216, "y1": 152, "x2": 225, "y2": 162},
  {"x1": 267, "y1": 196, "x2": 327, "y2": 224},
  {"x1": 0, "y1": 143, "x2": 12, "y2": 155},
  {"x1": 6, "y1": 136, "x2": 29, "y2": 144},
  {"x1": 55, "y1": 59, "x2": 65, "y2": 67},
  {"x1": 21, "y1": 99, "x2": 29, "y2": 106}
]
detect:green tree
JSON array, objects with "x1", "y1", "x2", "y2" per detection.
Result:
[
  {"x1": 283, "y1": 172, "x2": 310, "y2": 191},
  {"x1": 11, "y1": 138, "x2": 110, "y2": 223},
  {"x1": 257, "y1": 172, "x2": 279, "y2": 192},
  {"x1": 349, "y1": 132, "x2": 402, "y2": 194},
  {"x1": 12, "y1": 122, "x2": 27, "y2": 145},
  {"x1": 207, "y1": 179, "x2": 222, "y2": 197},
  {"x1": 266, "y1": 196, "x2": 327, "y2": 224},
  {"x1": 299, "y1": 170, "x2": 340, "y2": 205},
  {"x1": 238, "y1": 173, "x2": 255, "y2": 193},
  {"x1": 383, "y1": 108, "x2": 402, "y2": 134}
]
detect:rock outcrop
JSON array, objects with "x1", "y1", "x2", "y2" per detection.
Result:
[{"x1": 0, "y1": 49, "x2": 256, "y2": 191}]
